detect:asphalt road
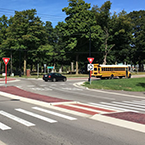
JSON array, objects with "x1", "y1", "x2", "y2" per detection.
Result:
[{"x1": 0, "y1": 77, "x2": 145, "y2": 145}]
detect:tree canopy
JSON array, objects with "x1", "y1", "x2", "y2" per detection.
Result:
[{"x1": 0, "y1": 0, "x2": 144, "y2": 75}]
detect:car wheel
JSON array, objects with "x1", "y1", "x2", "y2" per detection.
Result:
[
  {"x1": 52, "y1": 78, "x2": 56, "y2": 82},
  {"x1": 63, "y1": 78, "x2": 66, "y2": 82}
]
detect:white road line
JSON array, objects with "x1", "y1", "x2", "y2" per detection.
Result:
[
  {"x1": 123, "y1": 101, "x2": 145, "y2": 105},
  {"x1": 15, "y1": 109, "x2": 57, "y2": 123},
  {"x1": 101, "y1": 102, "x2": 145, "y2": 111},
  {"x1": 0, "y1": 122, "x2": 11, "y2": 130},
  {"x1": 27, "y1": 85, "x2": 35, "y2": 87},
  {"x1": 32, "y1": 107, "x2": 77, "y2": 120},
  {"x1": 132, "y1": 100, "x2": 145, "y2": 103},
  {"x1": 112, "y1": 101, "x2": 145, "y2": 109},
  {"x1": 39, "y1": 85, "x2": 47, "y2": 86},
  {"x1": 89, "y1": 103, "x2": 138, "y2": 112},
  {"x1": 0, "y1": 111, "x2": 35, "y2": 127}
]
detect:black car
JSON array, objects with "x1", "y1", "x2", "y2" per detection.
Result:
[{"x1": 43, "y1": 73, "x2": 67, "y2": 82}]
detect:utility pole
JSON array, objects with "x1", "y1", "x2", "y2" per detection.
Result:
[{"x1": 88, "y1": 25, "x2": 91, "y2": 82}]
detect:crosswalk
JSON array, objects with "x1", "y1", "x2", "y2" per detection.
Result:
[
  {"x1": 0, "y1": 107, "x2": 77, "y2": 131},
  {"x1": 1, "y1": 100, "x2": 145, "y2": 131},
  {"x1": 89, "y1": 99, "x2": 145, "y2": 113}
]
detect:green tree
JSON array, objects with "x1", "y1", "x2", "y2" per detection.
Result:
[
  {"x1": 92, "y1": 1, "x2": 132, "y2": 65},
  {"x1": 1, "y1": 9, "x2": 47, "y2": 75},
  {"x1": 61, "y1": 0, "x2": 102, "y2": 74},
  {"x1": 128, "y1": 10, "x2": 145, "y2": 70}
]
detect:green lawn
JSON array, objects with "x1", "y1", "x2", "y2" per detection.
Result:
[{"x1": 83, "y1": 77, "x2": 145, "y2": 92}]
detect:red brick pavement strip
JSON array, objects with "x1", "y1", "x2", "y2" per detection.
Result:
[
  {"x1": 0, "y1": 78, "x2": 16, "y2": 81},
  {"x1": 0, "y1": 86, "x2": 70, "y2": 103},
  {"x1": 73, "y1": 104, "x2": 116, "y2": 113},
  {"x1": 55, "y1": 104, "x2": 99, "y2": 115},
  {"x1": 103, "y1": 112, "x2": 145, "y2": 125}
]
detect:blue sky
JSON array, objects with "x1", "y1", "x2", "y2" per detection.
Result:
[{"x1": 0, "y1": 0, "x2": 145, "y2": 27}]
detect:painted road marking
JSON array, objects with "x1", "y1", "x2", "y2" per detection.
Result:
[
  {"x1": 27, "y1": 85, "x2": 35, "y2": 87},
  {"x1": 15, "y1": 109, "x2": 57, "y2": 123},
  {"x1": 89, "y1": 103, "x2": 138, "y2": 112},
  {"x1": 123, "y1": 100, "x2": 145, "y2": 105},
  {"x1": 31, "y1": 87, "x2": 52, "y2": 91},
  {"x1": 101, "y1": 102, "x2": 144, "y2": 112},
  {"x1": 32, "y1": 107, "x2": 77, "y2": 120},
  {"x1": 0, "y1": 122, "x2": 11, "y2": 130},
  {"x1": 0, "y1": 111, "x2": 35, "y2": 127},
  {"x1": 112, "y1": 101, "x2": 145, "y2": 109},
  {"x1": 62, "y1": 87, "x2": 83, "y2": 91}
]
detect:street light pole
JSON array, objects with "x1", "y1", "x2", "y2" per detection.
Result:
[{"x1": 88, "y1": 25, "x2": 91, "y2": 82}]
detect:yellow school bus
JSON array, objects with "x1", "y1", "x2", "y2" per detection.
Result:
[{"x1": 92, "y1": 64, "x2": 131, "y2": 79}]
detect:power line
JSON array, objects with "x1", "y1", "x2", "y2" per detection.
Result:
[{"x1": 0, "y1": 7, "x2": 65, "y2": 19}]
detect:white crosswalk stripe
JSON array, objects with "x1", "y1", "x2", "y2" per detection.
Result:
[
  {"x1": 101, "y1": 102, "x2": 145, "y2": 112},
  {"x1": 0, "y1": 111, "x2": 35, "y2": 127},
  {"x1": 89, "y1": 102, "x2": 138, "y2": 112},
  {"x1": 32, "y1": 107, "x2": 77, "y2": 120},
  {"x1": 112, "y1": 101, "x2": 145, "y2": 109},
  {"x1": 90, "y1": 99, "x2": 145, "y2": 113},
  {"x1": 0, "y1": 122, "x2": 11, "y2": 130},
  {"x1": 123, "y1": 100, "x2": 145, "y2": 105},
  {"x1": 15, "y1": 108, "x2": 57, "y2": 123}
]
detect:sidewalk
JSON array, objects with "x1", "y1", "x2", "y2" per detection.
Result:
[{"x1": 0, "y1": 86, "x2": 71, "y2": 103}]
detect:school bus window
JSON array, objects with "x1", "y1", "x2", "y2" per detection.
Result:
[
  {"x1": 94, "y1": 68, "x2": 97, "y2": 71},
  {"x1": 98, "y1": 68, "x2": 100, "y2": 71}
]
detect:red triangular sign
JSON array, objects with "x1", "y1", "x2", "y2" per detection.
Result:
[
  {"x1": 2, "y1": 58, "x2": 10, "y2": 65},
  {"x1": 87, "y1": 57, "x2": 94, "y2": 64}
]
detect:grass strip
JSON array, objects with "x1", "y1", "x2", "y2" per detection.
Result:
[{"x1": 83, "y1": 77, "x2": 145, "y2": 92}]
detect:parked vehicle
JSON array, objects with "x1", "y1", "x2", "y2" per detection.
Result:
[{"x1": 43, "y1": 73, "x2": 67, "y2": 82}]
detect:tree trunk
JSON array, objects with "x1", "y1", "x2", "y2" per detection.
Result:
[
  {"x1": 103, "y1": 53, "x2": 107, "y2": 65},
  {"x1": 76, "y1": 54, "x2": 79, "y2": 75},
  {"x1": 24, "y1": 52, "x2": 26, "y2": 76},
  {"x1": 10, "y1": 51, "x2": 12, "y2": 74},
  {"x1": 102, "y1": 28, "x2": 115, "y2": 65}
]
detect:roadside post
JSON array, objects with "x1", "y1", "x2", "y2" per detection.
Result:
[
  {"x1": 44, "y1": 64, "x2": 46, "y2": 74},
  {"x1": 87, "y1": 57, "x2": 94, "y2": 85},
  {"x1": 2, "y1": 57, "x2": 10, "y2": 87},
  {"x1": 37, "y1": 64, "x2": 39, "y2": 77}
]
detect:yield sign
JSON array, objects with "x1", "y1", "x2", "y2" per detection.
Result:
[
  {"x1": 2, "y1": 58, "x2": 10, "y2": 65},
  {"x1": 87, "y1": 57, "x2": 94, "y2": 64}
]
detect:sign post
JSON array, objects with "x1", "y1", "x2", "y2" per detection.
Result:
[
  {"x1": 87, "y1": 57, "x2": 94, "y2": 85},
  {"x1": 2, "y1": 58, "x2": 10, "y2": 87}
]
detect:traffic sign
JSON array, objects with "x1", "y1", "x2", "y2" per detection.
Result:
[
  {"x1": 87, "y1": 64, "x2": 94, "y2": 71},
  {"x1": 87, "y1": 57, "x2": 94, "y2": 64},
  {"x1": 47, "y1": 66, "x2": 54, "y2": 69},
  {"x1": 2, "y1": 57, "x2": 10, "y2": 87},
  {"x1": 2, "y1": 58, "x2": 10, "y2": 65}
]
